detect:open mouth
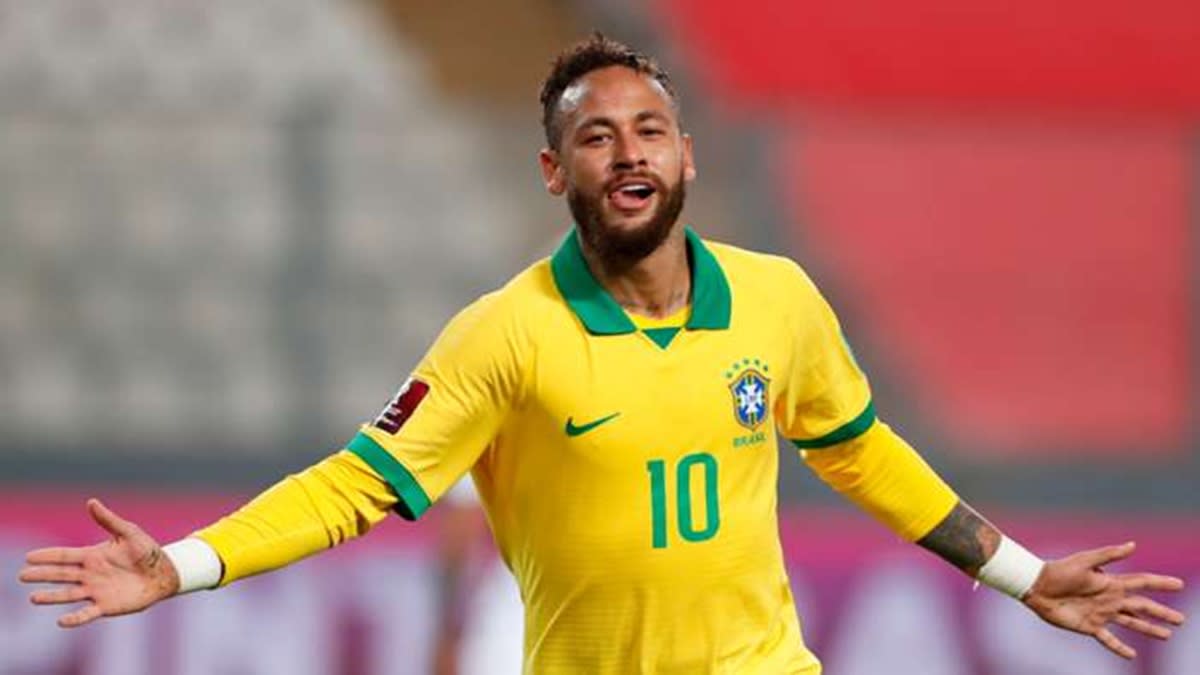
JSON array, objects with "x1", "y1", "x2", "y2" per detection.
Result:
[{"x1": 608, "y1": 182, "x2": 657, "y2": 212}]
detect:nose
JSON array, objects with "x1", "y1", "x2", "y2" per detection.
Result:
[{"x1": 612, "y1": 132, "x2": 647, "y2": 171}]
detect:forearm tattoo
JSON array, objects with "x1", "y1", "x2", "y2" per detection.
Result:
[{"x1": 916, "y1": 501, "x2": 1002, "y2": 576}]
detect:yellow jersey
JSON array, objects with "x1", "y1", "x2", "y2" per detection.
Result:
[
  {"x1": 197, "y1": 227, "x2": 958, "y2": 674},
  {"x1": 350, "y1": 228, "x2": 877, "y2": 673}
]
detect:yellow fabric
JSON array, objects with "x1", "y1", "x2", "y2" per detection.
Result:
[
  {"x1": 192, "y1": 235, "x2": 956, "y2": 675},
  {"x1": 354, "y1": 240, "x2": 879, "y2": 674},
  {"x1": 627, "y1": 304, "x2": 689, "y2": 329},
  {"x1": 802, "y1": 421, "x2": 959, "y2": 542},
  {"x1": 194, "y1": 451, "x2": 395, "y2": 585},
  {"x1": 773, "y1": 270, "x2": 873, "y2": 444}
]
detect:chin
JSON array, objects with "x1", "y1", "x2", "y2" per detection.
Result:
[
  {"x1": 601, "y1": 214, "x2": 655, "y2": 235},
  {"x1": 570, "y1": 182, "x2": 684, "y2": 264},
  {"x1": 600, "y1": 202, "x2": 664, "y2": 231}
]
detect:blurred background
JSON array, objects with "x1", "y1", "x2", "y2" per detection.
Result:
[{"x1": 1, "y1": 0, "x2": 1197, "y2": 673}]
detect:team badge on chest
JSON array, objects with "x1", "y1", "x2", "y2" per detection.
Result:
[{"x1": 725, "y1": 358, "x2": 770, "y2": 431}]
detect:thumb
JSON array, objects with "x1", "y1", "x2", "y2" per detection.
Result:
[
  {"x1": 1074, "y1": 541, "x2": 1136, "y2": 570},
  {"x1": 87, "y1": 499, "x2": 139, "y2": 539}
]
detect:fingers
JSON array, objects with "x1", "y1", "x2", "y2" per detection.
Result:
[
  {"x1": 59, "y1": 603, "x2": 104, "y2": 629},
  {"x1": 1123, "y1": 595, "x2": 1187, "y2": 626},
  {"x1": 1118, "y1": 572, "x2": 1185, "y2": 593},
  {"x1": 1094, "y1": 627, "x2": 1136, "y2": 660},
  {"x1": 1076, "y1": 541, "x2": 1136, "y2": 570},
  {"x1": 30, "y1": 585, "x2": 90, "y2": 606},
  {"x1": 87, "y1": 499, "x2": 139, "y2": 539},
  {"x1": 1114, "y1": 613, "x2": 1174, "y2": 641},
  {"x1": 19, "y1": 564, "x2": 83, "y2": 584},
  {"x1": 26, "y1": 547, "x2": 86, "y2": 565}
]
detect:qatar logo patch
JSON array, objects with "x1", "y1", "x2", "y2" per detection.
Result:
[
  {"x1": 373, "y1": 378, "x2": 430, "y2": 434},
  {"x1": 725, "y1": 358, "x2": 770, "y2": 431}
]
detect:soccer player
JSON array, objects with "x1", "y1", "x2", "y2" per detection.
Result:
[{"x1": 19, "y1": 34, "x2": 1186, "y2": 673}]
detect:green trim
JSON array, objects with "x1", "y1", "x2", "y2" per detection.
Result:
[
  {"x1": 643, "y1": 327, "x2": 681, "y2": 349},
  {"x1": 347, "y1": 433, "x2": 431, "y2": 521},
  {"x1": 683, "y1": 228, "x2": 732, "y2": 330},
  {"x1": 549, "y1": 231, "x2": 636, "y2": 334},
  {"x1": 548, "y1": 226, "x2": 732, "y2": 335},
  {"x1": 790, "y1": 400, "x2": 877, "y2": 449}
]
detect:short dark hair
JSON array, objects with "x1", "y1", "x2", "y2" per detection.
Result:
[{"x1": 539, "y1": 33, "x2": 679, "y2": 151}]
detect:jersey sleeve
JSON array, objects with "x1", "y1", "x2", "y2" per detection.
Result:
[
  {"x1": 775, "y1": 265, "x2": 876, "y2": 448},
  {"x1": 347, "y1": 291, "x2": 528, "y2": 521},
  {"x1": 194, "y1": 449, "x2": 398, "y2": 585},
  {"x1": 801, "y1": 421, "x2": 959, "y2": 541}
]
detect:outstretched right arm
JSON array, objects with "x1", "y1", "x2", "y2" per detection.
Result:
[
  {"x1": 18, "y1": 449, "x2": 397, "y2": 627},
  {"x1": 19, "y1": 291, "x2": 526, "y2": 628}
]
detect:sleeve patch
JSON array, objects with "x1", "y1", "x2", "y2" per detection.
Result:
[{"x1": 372, "y1": 378, "x2": 430, "y2": 435}]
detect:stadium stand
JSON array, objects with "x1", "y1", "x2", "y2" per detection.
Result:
[
  {"x1": 781, "y1": 113, "x2": 1191, "y2": 456},
  {"x1": 0, "y1": 0, "x2": 527, "y2": 456},
  {"x1": 650, "y1": 0, "x2": 1196, "y2": 458}
]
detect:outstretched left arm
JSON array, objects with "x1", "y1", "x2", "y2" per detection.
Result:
[
  {"x1": 802, "y1": 421, "x2": 1187, "y2": 660},
  {"x1": 917, "y1": 501, "x2": 1186, "y2": 659},
  {"x1": 789, "y1": 275, "x2": 1187, "y2": 659}
]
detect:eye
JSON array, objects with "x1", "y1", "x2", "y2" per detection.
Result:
[
  {"x1": 640, "y1": 127, "x2": 665, "y2": 137},
  {"x1": 584, "y1": 133, "x2": 611, "y2": 146}
]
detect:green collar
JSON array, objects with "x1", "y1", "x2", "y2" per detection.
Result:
[{"x1": 549, "y1": 226, "x2": 732, "y2": 335}]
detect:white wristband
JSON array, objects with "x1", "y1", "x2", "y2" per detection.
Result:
[
  {"x1": 162, "y1": 538, "x2": 223, "y2": 594},
  {"x1": 976, "y1": 535, "x2": 1045, "y2": 599}
]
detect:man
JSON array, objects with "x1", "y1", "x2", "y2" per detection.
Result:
[{"x1": 19, "y1": 34, "x2": 1186, "y2": 673}]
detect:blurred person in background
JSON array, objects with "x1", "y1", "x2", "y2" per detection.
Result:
[
  {"x1": 433, "y1": 478, "x2": 523, "y2": 675},
  {"x1": 18, "y1": 33, "x2": 1187, "y2": 673}
]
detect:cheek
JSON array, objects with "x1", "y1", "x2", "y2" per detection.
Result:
[
  {"x1": 651, "y1": 145, "x2": 684, "y2": 174},
  {"x1": 566, "y1": 159, "x2": 609, "y2": 194},
  {"x1": 651, "y1": 158, "x2": 685, "y2": 188}
]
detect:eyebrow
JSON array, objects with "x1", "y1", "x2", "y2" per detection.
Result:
[
  {"x1": 576, "y1": 110, "x2": 672, "y2": 132},
  {"x1": 634, "y1": 110, "x2": 671, "y2": 124}
]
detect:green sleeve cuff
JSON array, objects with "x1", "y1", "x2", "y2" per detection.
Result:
[
  {"x1": 790, "y1": 400, "x2": 877, "y2": 449},
  {"x1": 347, "y1": 432, "x2": 432, "y2": 520}
]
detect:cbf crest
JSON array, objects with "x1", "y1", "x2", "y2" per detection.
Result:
[{"x1": 725, "y1": 358, "x2": 770, "y2": 431}]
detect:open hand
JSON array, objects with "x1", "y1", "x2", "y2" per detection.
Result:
[
  {"x1": 18, "y1": 499, "x2": 180, "y2": 628},
  {"x1": 1023, "y1": 541, "x2": 1186, "y2": 659}
]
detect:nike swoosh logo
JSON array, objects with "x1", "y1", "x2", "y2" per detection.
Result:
[{"x1": 564, "y1": 412, "x2": 621, "y2": 437}]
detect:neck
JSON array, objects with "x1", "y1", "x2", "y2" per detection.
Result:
[{"x1": 580, "y1": 226, "x2": 690, "y2": 319}]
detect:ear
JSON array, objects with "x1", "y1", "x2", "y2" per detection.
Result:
[
  {"x1": 681, "y1": 133, "x2": 697, "y2": 183},
  {"x1": 539, "y1": 148, "x2": 567, "y2": 196}
]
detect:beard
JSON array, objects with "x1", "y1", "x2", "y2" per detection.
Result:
[{"x1": 568, "y1": 168, "x2": 687, "y2": 270}]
